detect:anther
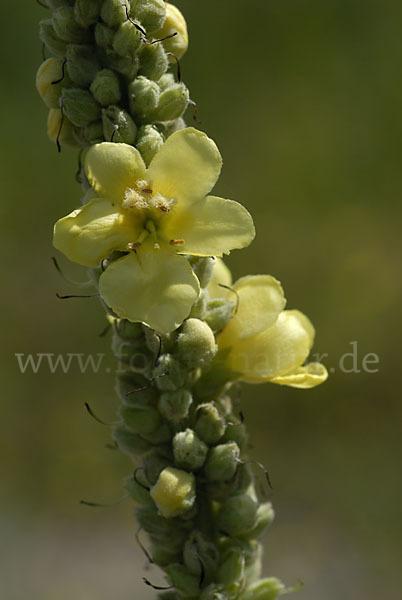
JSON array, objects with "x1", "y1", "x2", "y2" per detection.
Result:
[{"x1": 169, "y1": 239, "x2": 185, "y2": 246}]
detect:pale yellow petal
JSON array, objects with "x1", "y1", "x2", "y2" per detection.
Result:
[
  {"x1": 99, "y1": 244, "x2": 200, "y2": 333},
  {"x1": 147, "y1": 128, "x2": 222, "y2": 203},
  {"x1": 218, "y1": 275, "x2": 286, "y2": 344},
  {"x1": 161, "y1": 196, "x2": 255, "y2": 256},
  {"x1": 53, "y1": 198, "x2": 138, "y2": 267},
  {"x1": 224, "y1": 310, "x2": 315, "y2": 382},
  {"x1": 85, "y1": 142, "x2": 146, "y2": 203},
  {"x1": 207, "y1": 259, "x2": 233, "y2": 299},
  {"x1": 270, "y1": 362, "x2": 328, "y2": 389}
]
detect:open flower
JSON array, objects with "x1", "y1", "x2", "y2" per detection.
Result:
[
  {"x1": 210, "y1": 264, "x2": 328, "y2": 388},
  {"x1": 53, "y1": 128, "x2": 255, "y2": 333}
]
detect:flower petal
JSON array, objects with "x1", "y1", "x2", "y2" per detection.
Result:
[
  {"x1": 224, "y1": 310, "x2": 315, "y2": 382},
  {"x1": 53, "y1": 198, "x2": 138, "y2": 267},
  {"x1": 99, "y1": 244, "x2": 200, "y2": 333},
  {"x1": 207, "y1": 259, "x2": 233, "y2": 299},
  {"x1": 162, "y1": 196, "x2": 255, "y2": 256},
  {"x1": 147, "y1": 128, "x2": 222, "y2": 203},
  {"x1": 218, "y1": 275, "x2": 286, "y2": 343},
  {"x1": 85, "y1": 142, "x2": 146, "y2": 203},
  {"x1": 270, "y1": 362, "x2": 328, "y2": 389}
]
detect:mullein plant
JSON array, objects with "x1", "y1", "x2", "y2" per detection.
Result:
[{"x1": 36, "y1": 1, "x2": 328, "y2": 599}]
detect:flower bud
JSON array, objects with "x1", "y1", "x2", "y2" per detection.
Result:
[
  {"x1": 201, "y1": 585, "x2": 229, "y2": 600},
  {"x1": 105, "y1": 51, "x2": 139, "y2": 79},
  {"x1": 221, "y1": 419, "x2": 248, "y2": 452},
  {"x1": 159, "y1": 389, "x2": 193, "y2": 422},
  {"x1": 137, "y1": 504, "x2": 189, "y2": 546},
  {"x1": 150, "y1": 545, "x2": 181, "y2": 567},
  {"x1": 195, "y1": 403, "x2": 225, "y2": 445},
  {"x1": 90, "y1": 69, "x2": 121, "y2": 106},
  {"x1": 183, "y1": 531, "x2": 219, "y2": 582},
  {"x1": 124, "y1": 473, "x2": 152, "y2": 505},
  {"x1": 47, "y1": 108, "x2": 81, "y2": 149},
  {"x1": 240, "y1": 578, "x2": 286, "y2": 600},
  {"x1": 113, "y1": 20, "x2": 143, "y2": 57},
  {"x1": 52, "y1": 7, "x2": 90, "y2": 43},
  {"x1": 120, "y1": 403, "x2": 161, "y2": 435},
  {"x1": 83, "y1": 120, "x2": 104, "y2": 144},
  {"x1": 66, "y1": 44, "x2": 100, "y2": 87},
  {"x1": 128, "y1": 75, "x2": 160, "y2": 120},
  {"x1": 101, "y1": 0, "x2": 130, "y2": 27},
  {"x1": 158, "y1": 72, "x2": 175, "y2": 91},
  {"x1": 191, "y1": 257, "x2": 215, "y2": 289},
  {"x1": 131, "y1": 0, "x2": 166, "y2": 34},
  {"x1": 244, "y1": 503, "x2": 275, "y2": 539},
  {"x1": 136, "y1": 124, "x2": 164, "y2": 166},
  {"x1": 115, "y1": 372, "x2": 156, "y2": 404},
  {"x1": 74, "y1": 0, "x2": 102, "y2": 28},
  {"x1": 204, "y1": 442, "x2": 240, "y2": 482},
  {"x1": 154, "y1": 354, "x2": 186, "y2": 391},
  {"x1": 112, "y1": 335, "x2": 150, "y2": 368},
  {"x1": 189, "y1": 289, "x2": 208, "y2": 320},
  {"x1": 141, "y1": 422, "x2": 172, "y2": 445},
  {"x1": 36, "y1": 58, "x2": 72, "y2": 109},
  {"x1": 102, "y1": 105, "x2": 137, "y2": 144},
  {"x1": 150, "y1": 467, "x2": 196, "y2": 518},
  {"x1": 176, "y1": 319, "x2": 217, "y2": 369},
  {"x1": 112, "y1": 423, "x2": 151, "y2": 455},
  {"x1": 217, "y1": 494, "x2": 258, "y2": 537},
  {"x1": 138, "y1": 43, "x2": 168, "y2": 81},
  {"x1": 218, "y1": 547, "x2": 245, "y2": 597},
  {"x1": 94, "y1": 22, "x2": 115, "y2": 48},
  {"x1": 144, "y1": 450, "x2": 171, "y2": 485},
  {"x1": 173, "y1": 428, "x2": 208, "y2": 471},
  {"x1": 153, "y1": 3, "x2": 188, "y2": 60},
  {"x1": 165, "y1": 564, "x2": 199, "y2": 599},
  {"x1": 150, "y1": 82, "x2": 189, "y2": 122},
  {"x1": 116, "y1": 319, "x2": 144, "y2": 341},
  {"x1": 205, "y1": 298, "x2": 234, "y2": 333},
  {"x1": 40, "y1": 19, "x2": 68, "y2": 58},
  {"x1": 244, "y1": 542, "x2": 263, "y2": 587},
  {"x1": 62, "y1": 88, "x2": 101, "y2": 127}
]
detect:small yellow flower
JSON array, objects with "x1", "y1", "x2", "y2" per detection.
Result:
[
  {"x1": 150, "y1": 466, "x2": 196, "y2": 518},
  {"x1": 53, "y1": 128, "x2": 255, "y2": 333},
  {"x1": 210, "y1": 265, "x2": 328, "y2": 389},
  {"x1": 153, "y1": 3, "x2": 188, "y2": 60}
]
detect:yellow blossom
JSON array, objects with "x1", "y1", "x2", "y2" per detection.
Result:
[
  {"x1": 53, "y1": 128, "x2": 255, "y2": 333},
  {"x1": 153, "y1": 3, "x2": 188, "y2": 60},
  {"x1": 150, "y1": 467, "x2": 196, "y2": 518}
]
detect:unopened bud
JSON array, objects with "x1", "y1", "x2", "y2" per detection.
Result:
[
  {"x1": 205, "y1": 298, "x2": 235, "y2": 332},
  {"x1": 40, "y1": 19, "x2": 68, "y2": 58},
  {"x1": 176, "y1": 319, "x2": 216, "y2": 369},
  {"x1": 204, "y1": 442, "x2": 240, "y2": 482},
  {"x1": 221, "y1": 419, "x2": 248, "y2": 451},
  {"x1": 47, "y1": 108, "x2": 81, "y2": 149},
  {"x1": 83, "y1": 120, "x2": 104, "y2": 144},
  {"x1": 120, "y1": 403, "x2": 161, "y2": 435},
  {"x1": 113, "y1": 20, "x2": 143, "y2": 57},
  {"x1": 173, "y1": 428, "x2": 208, "y2": 471},
  {"x1": 192, "y1": 257, "x2": 215, "y2": 289},
  {"x1": 159, "y1": 389, "x2": 193, "y2": 422},
  {"x1": 183, "y1": 531, "x2": 219, "y2": 582},
  {"x1": 240, "y1": 578, "x2": 286, "y2": 600},
  {"x1": 189, "y1": 289, "x2": 208, "y2": 320},
  {"x1": 195, "y1": 403, "x2": 225, "y2": 445},
  {"x1": 217, "y1": 493, "x2": 258, "y2": 537},
  {"x1": 165, "y1": 564, "x2": 199, "y2": 599},
  {"x1": 154, "y1": 354, "x2": 186, "y2": 391},
  {"x1": 144, "y1": 450, "x2": 171, "y2": 485},
  {"x1": 124, "y1": 473, "x2": 152, "y2": 505},
  {"x1": 153, "y1": 3, "x2": 188, "y2": 59},
  {"x1": 218, "y1": 547, "x2": 245, "y2": 597},
  {"x1": 131, "y1": 0, "x2": 166, "y2": 34},
  {"x1": 74, "y1": 0, "x2": 102, "y2": 28},
  {"x1": 94, "y1": 22, "x2": 114, "y2": 48},
  {"x1": 90, "y1": 69, "x2": 121, "y2": 106},
  {"x1": 53, "y1": 7, "x2": 90, "y2": 43},
  {"x1": 36, "y1": 58, "x2": 72, "y2": 109},
  {"x1": 62, "y1": 88, "x2": 101, "y2": 127},
  {"x1": 142, "y1": 422, "x2": 172, "y2": 445},
  {"x1": 136, "y1": 124, "x2": 164, "y2": 166},
  {"x1": 102, "y1": 105, "x2": 137, "y2": 144},
  {"x1": 115, "y1": 372, "x2": 155, "y2": 404},
  {"x1": 139, "y1": 43, "x2": 168, "y2": 81},
  {"x1": 112, "y1": 423, "x2": 151, "y2": 456},
  {"x1": 66, "y1": 44, "x2": 100, "y2": 87},
  {"x1": 149, "y1": 82, "x2": 189, "y2": 122},
  {"x1": 201, "y1": 585, "x2": 230, "y2": 600},
  {"x1": 105, "y1": 51, "x2": 139, "y2": 79},
  {"x1": 101, "y1": 0, "x2": 130, "y2": 27},
  {"x1": 245, "y1": 503, "x2": 275, "y2": 539},
  {"x1": 158, "y1": 72, "x2": 175, "y2": 91},
  {"x1": 151, "y1": 467, "x2": 196, "y2": 518},
  {"x1": 157, "y1": 116, "x2": 186, "y2": 138},
  {"x1": 128, "y1": 75, "x2": 160, "y2": 120}
]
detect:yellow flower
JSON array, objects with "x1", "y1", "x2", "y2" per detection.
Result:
[
  {"x1": 153, "y1": 3, "x2": 188, "y2": 60},
  {"x1": 53, "y1": 128, "x2": 255, "y2": 333},
  {"x1": 211, "y1": 265, "x2": 328, "y2": 389}
]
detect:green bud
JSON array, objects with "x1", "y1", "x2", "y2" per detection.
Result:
[
  {"x1": 159, "y1": 389, "x2": 193, "y2": 422},
  {"x1": 244, "y1": 542, "x2": 263, "y2": 587},
  {"x1": 131, "y1": 0, "x2": 166, "y2": 34},
  {"x1": 105, "y1": 50, "x2": 139, "y2": 79},
  {"x1": 158, "y1": 72, "x2": 175, "y2": 91},
  {"x1": 151, "y1": 467, "x2": 196, "y2": 518},
  {"x1": 217, "y1": 494, "x2": 258, "y2": 537},
  {"x1": 112, "y1": 335, "x2": 150, "y2": 369},
  {"x1": 52, "y1": 7, "x2": 90, "y2": 43},
  {"x1": 173, "y1": 428, "x2": 208, "y2": 471},
  {"x1": 141, "y1": 422, "x2": 172, "y2": 445},
  {"x1": 151, "y1": 545, "x2": 182, "y2": 568},
  {"x1": 47, "y1": 0, "x2": 74, "y2": 8},
  {"x1": 74, "y1": 0, "x2": 102, "y2": 28},
  {"x1": 144, "y1": 450, "x2": 172, "y2": 485},
  {"x1": 149, "y1": 82, "x2": 189, "y2": 122},
  {"x1": 244, "y1": 503, "x2": 275, "y2": 540},
  {"x1": 66, "y1": 44, "x2": 100, "y2": 87},
  {"x1": 138, "y1": 41, "x2": 168, "y2": 80},
  {"x1": 136, "y1": 124, "x2": 164, "y2": 166},
  {"x1": 183, "y1": 531, "x2": 219, "y2": 583},
  {"x1": 116, "y1": 319, "x2": 144, "y2": 341},
  {"x1": 40, "y1": 19, "x2": 68, "y2": 58},
  {"x1": 204, "y1": 442, "x2": 240, "y2": 482},
  {"x1": 102, "y1": 105, "x2": 137, "y2": 144},
  {"x1": 36, "y1": 58, "x2": 72, "y2": 109},
  {"x1": 157, "y1": 116, "x2": 187, "y2": 138},
  {"x1": 205, "y1": 298, "x2": 235, "y2": 333},
  {"x1": 200, "y1": 585, "x2": 229, "y2": 600},
  {"x1": 165, "y1": 564, "x2": 199, "y2": 599},
  {"x1": 195, "y1": 403, "x2": 225, "y2": 446},
  {"x1": 128, "y1": 75, "x2": 160, "y2": 120},
  {"x1": 137, "y1": 504, "x2": 189, "y2": 545},
  {"x1": 101, "y1": 0, "x2": 130, "y2": 27},
  {"x1": 240, "y1": 578, "x2": 286, "y2": 600},
  {"x1": 124, "y1": 473, "x2": 152, "y2": 505},
  {"x1": 154, "y1": 354, "x2": 185, "y2": 391},
  {"x1": 191, "y1": 258, "x2": 215, "y2": 289},
  {"x1": 90, "y1": 69, "x2": 121, "y2": 106},
  {"x1": 218, "y1": 547, "x2": 245, "y2": 597},
  {"x1": 221, "y1": 419, "x2": 248, "y2": 452},
  {"x1": 62, "y1": 88, "x2": 101, "y2": 126},
  {"x1": 113, "y1": 20, "x2": 143, "y2": 57},
  {"x1": 112, "y1": 423, "x2": 151, "y2": 455},
  {"x1": 189, "y1": 289, "x2": 208, "y2": 320},
  {"x1": 120, "y1": 403, "x2": 161, "y2": 435},
  {"x1": 94, "y1": 22, "x2": 115, "y2": 48},
  {"x1": 176, "y1": 319, "x2": 217, "y2": 369},
  {"x1": 115, "y1": 372, "x2": 156, "y2": 404},
  {"x1": 83, "y1": 120, "x2": 104, "y2": 144}
]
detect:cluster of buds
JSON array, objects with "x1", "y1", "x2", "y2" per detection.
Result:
[{"x1": 36, "y1": 0, "x2": 189, "y2": 162}]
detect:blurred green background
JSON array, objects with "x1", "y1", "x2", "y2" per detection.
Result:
[{"x1": 1, "y1": 1, "x2": 401, "y2": 598}]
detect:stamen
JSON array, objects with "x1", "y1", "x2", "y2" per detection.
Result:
[{"x1": 169, "y1": 239, "x2": 185, "y2": 246}]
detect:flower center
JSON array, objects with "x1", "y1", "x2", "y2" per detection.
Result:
[{"x1": 122, "y1": 180, "x2": 176, "y2": 216}]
